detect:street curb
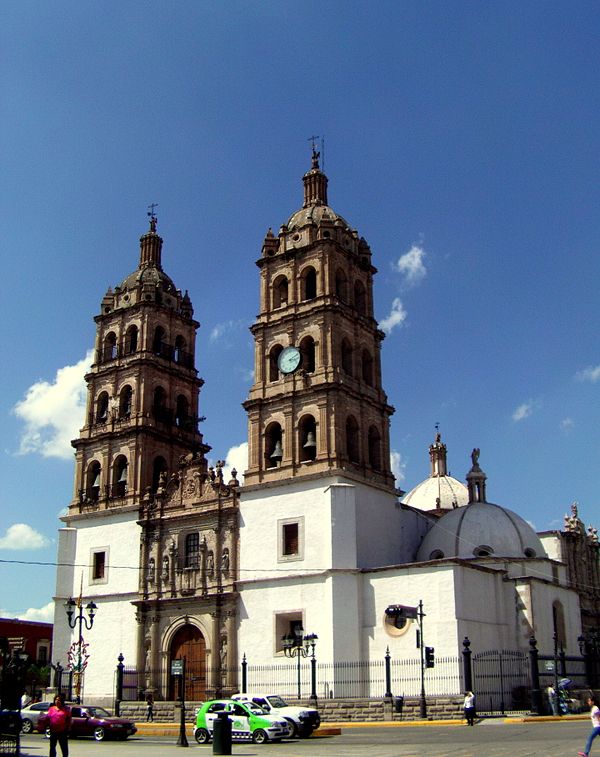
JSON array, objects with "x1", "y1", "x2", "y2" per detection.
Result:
[{"x1": 133, "y1": 723, "x2": 342, "y2": 737}]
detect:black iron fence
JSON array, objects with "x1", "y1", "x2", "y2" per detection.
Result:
[{"x1": 108, "y1": 637, "x2": 594, "y2": 716}]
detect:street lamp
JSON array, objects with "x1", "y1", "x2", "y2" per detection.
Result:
[
  {"x1": 65, "y1": 596, "x2": 97, "y2": 703},
  {"x1": 282, "y1": 627, "x2": 318, "y2": 700}
]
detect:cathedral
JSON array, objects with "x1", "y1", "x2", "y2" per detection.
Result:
[{"x1": 53, "y1": 151, "x2": 599, "y2": 705}]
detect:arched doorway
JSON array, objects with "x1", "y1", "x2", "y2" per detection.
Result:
[{"x1": 169, "y1": 624, "x2": 207, "y2": 701}]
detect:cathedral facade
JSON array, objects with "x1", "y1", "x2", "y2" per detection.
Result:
[{"x1": 53, "y1": 154, "x2": 599, "y2": 705}]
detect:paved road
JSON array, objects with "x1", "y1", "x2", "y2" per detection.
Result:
[{"x1": 19, "y1": 720, "x2": 590, "y2": 757}]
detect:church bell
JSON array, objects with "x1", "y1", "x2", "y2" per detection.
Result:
[
  {"x1": 270, "y1": 440, "x2": 283, "y2": 459},
  {"x1": 303, "y1": 431, "x2": 317, "y2": 448}
]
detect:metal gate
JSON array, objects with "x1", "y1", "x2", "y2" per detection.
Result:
[{"x1": 472, "y1": 650, "x2": 531, "y2": 714}]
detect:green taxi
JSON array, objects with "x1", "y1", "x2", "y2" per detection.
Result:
[{"x1": 194, "y1": 699, "x2": 292, "y2": 744}]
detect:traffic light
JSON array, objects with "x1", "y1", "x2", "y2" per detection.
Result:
[{"x1": 425, "y1": 646, "x2": 435, "y2": 668}]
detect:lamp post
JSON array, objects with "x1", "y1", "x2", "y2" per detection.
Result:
[
  {"x1": 282, "y1": 628, "x2": 318, "y2": 700},
  {"x1": 65, "y1": 596, "x2": 97, "y2": 703}
]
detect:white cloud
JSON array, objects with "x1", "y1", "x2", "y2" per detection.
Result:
[
  {"x1": 390, "y1": 450, "x2": 406, "y2": 482},
  {"x1": 576, "y1": 365, "x2": 600, "y2": 383},
  {"x1": 210, "y1": 442, "x2": 248, "y2": 483},
  {"x1": 380, "y1": 298, "x2": 407, "y2": 335},
  {"x1": 0, "y1": 523, "x2": 51, "y2": 550},
  {"x1": 0, "y1": 601, "x2": 55, "y2": 623},
  {"x1": 209, "y1": 319, "x2": 245, "y2": 343},
  {"x1": 393, "y1": 245, "x2": 427, "y2": 287},
  {"x1": 560, "y1": 417, "x2": 575, "y2": 432},
  {"x1": 512, "y1": 401, "x2": 534, "y2": 422},
  {"x1": 13, "y1": 350, "x2": 92, "y2": 459}
]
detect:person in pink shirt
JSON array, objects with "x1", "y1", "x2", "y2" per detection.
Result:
[
  {"x1": 579, "y1": 695, "x2": 600, "y2": 757},
  {"x1": 47, "y1": 693, "x2": 72, "y2": 757}
]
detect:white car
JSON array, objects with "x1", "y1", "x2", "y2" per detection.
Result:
[
  {"x1": 232, "y1": 693, "x2": 320, "y2": 737},
  {"x1": 20, "y1": 701, "x2": 51, "y2": 734}
]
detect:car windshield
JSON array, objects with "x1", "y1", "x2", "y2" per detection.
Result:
[
  {"x1": 85, "y1": 707, "x2": 111, "y2": 718},
  {"x1": 267, "y1": 696, "x2": 287, "y2": 708},
  {"x1": 245, "y1": 702, "x2": 266, "y2": 714}
]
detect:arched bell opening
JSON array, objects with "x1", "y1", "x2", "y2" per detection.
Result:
[
  {"x1": 265, "y1": 422, "x2": 283, "y2": 469},
  {"x1": 298, "y1": 415, "x2": 317, "y2": 462}
]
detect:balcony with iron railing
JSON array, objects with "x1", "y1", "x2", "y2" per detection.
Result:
[{"x1": 96, "y1": 340, "x2": 194, "y2": 368}]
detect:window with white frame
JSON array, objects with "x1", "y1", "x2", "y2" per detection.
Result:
[
  {"x1": 278, "y1": 517, "x2": 304, "y2": 562},
  {"x1": 90, "y1": 548, "x2": 108, "y2": 584}
]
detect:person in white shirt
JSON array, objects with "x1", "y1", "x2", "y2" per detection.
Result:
[
  {"x1": 463, "y1": 691, "x2": 476, "y2": 726},
  {"x1": 579, "y1": 695, "x2": 600, "y2": 756}
]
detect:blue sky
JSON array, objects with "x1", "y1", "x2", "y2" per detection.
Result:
[{"x1": 2, "y1": 1, "x2": 600, "y2": 620}]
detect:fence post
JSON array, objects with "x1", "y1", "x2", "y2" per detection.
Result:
[
  {"x1": 528, "y1": 637, "x2": 543, "y2": 715},
  {"x1": 115, "y1": 653, "x2": 124, "y2": 716},
  {"x1": 462, "y1": 637, "x2": 473, "y2": 693},
  {"x1": 241, "y1": 653, "x2": 247, "y2": 693},
  {"x1": 384, "y1": 647, "x2": 392, "y2": 698},
  {"x1": 53, "y1": 662, "x2": 63, "y2": 693}
]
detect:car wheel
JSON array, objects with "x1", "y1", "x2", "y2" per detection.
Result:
[
  {"x1": 93, "y1": 727, "x2": 106, "y2": 742},
  {"x1": 194, "y1": 727, "x2": 210, "y2": 744},
  {"x1": 299, "y1": 727, "x2": 313, "y2": 738},
  {"x1": 285, "y1": 718, "x2": 298, "y2": 737},
  {"x1": 21, "y1": 718, "x2": 33, "y2": 734},
  {"x1": 252, "y1": 729, "x2": 269, "y2": 744}
]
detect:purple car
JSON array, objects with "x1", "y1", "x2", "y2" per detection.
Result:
[{"x1": 38, "y1": 705, "x2": 137, "y2": 741}]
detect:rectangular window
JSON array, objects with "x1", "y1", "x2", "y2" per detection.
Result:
[
  {"x1": 93, "y1": 551, "x2": 106, "y2": 580},
  {"x1": 274, "y1": 612, "x2": 304, "y2": 654},
  {"x1": 89, "y1": 547, "x2": 109, "y2": 584},
  {"x1": 278, "y1": 517, "x2": 304, "y2": 562},
  {"x1": 185, "y1": 532, "x2": 200, "y2": 568},
  {"x1": 283, "y1": 523, "x2": 299, "y2": 556}
]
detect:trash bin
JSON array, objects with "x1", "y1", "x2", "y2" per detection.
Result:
[
  {"x1": 394, "y1": 696, "x2": 404, "y2": 716},
  {"x1": 212, "y1": 711, "x2": 232, "y2": 755}
]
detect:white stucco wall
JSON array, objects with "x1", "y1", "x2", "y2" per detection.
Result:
[{"x1": 53, "y1": 512, "x2": 141, "y2": 702}]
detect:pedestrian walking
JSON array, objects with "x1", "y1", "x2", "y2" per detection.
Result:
[
  {"x1": 463, "y1": 690, "x2": 476, "y2": 726},
  {"x1": 578, "y1": 695, "x2": 600, "y2": 756},
  {"x1": 146, "y1": 693, "x2": 154, "y2": 722},
  {"x1": 47, "y1": 693, "x2": 71, "y2": 757}
]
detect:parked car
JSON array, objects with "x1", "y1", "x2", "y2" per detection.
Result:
[
  {"x1": 38, "y1": 705, "x2": 137, "y2": 741},
  {"x1": 20, "y1": 701, "x2": 51, "y2": 733},
  {"x1": 232, "y1": 693, "x2": 320, "y2": 737},
  {"x1": 194, "y1": 699, "x2": 292, "y2": 744}
]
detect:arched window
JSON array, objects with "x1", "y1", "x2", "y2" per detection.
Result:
[
  {"x1": 301, "y1": 267, "x2": 317, "y2": 301},
  {"x1": 96, "y1": 392, "x2": 109, "y2": 423},
  {"x1": 346, "y1": 416, "x2": 360, "y2": 463},
  {"x1": 124, "y1": 325, "x2": 138, "y2": 355},
  {"x1": 152, "y1": 456, "x2": 168, "y2": 493},
  {"x1": 362, "y1": 349, "x2": 373, "y2": 386},
  {"x1": 153, "y1": 326, "x2": 166, "y2": 356},
  {"x1": 103, "y1": 332, "x2": 118, "y2": 361},
  {"x1": 86, "y1": 461, "x2": 101, "y2": 502},
  {"x1": 335, "y1": 269, "x2": 347, "y2": 301},
  {"x1": 265, "y1": 422, "x2": 283, "y2": 469},
  {"x1": 119, "y1": 385, "x2": 132, "y2": 418},
  {"x1": 553, "y1": 600, "x2": 566, "y2": 647},
  {"x1": 273, "y1": 275, "x2": 289, "y2": 309},
  {"x1": 341, "y1": 338, "x2": 353, "y2": 376},
  {"x1": 299, "y1": 415, "x2": 317, "y2": 462},
  {"x1": 269, "y1": 345, "x2": 283, "y2": 381},
  {"x1": 112, "y1": 455, "x2": 128, "y2": 497},
  {"x1": 299, "y1": 336, "x2": 315, "y2": 373},
  {"x1": 174, "y1": 335, "x2": 186, "y2": 364},
  {"x1": 368, "y1": 425, "x2": 381, "y2": 470},
  {"x1": 153, "y1": 386, "x2": 167, "y2": 423},
  {"x1": 175, "y1": 395, "x2": 189, "y2": 428},
  {"x1": 354, "y1": 280, "x2": 366, "y2": 315}
]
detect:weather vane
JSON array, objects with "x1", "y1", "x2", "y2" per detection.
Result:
[
  {"x1": 307, "y1": 135, "x2": 325, "y2": 169},
  {"x1": 147, "y1": 203, "x2": 158, "y2": 232}
]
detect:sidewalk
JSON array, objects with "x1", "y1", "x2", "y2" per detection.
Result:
[{"x1": 134, "y1": 711, "x2": 588, "y2": 737}]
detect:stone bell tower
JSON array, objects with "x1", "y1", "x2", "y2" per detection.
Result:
[
  {"x1": 70, "y1": 213, "x2": 210, "y2": 514},
  {"x1": 243, "y1": 148, "x2": 395, "y2": 492}
]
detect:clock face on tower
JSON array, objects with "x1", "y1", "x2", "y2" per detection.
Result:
[{"x1": 277, "y1": 346, "x2": 302, "y2": 374}]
